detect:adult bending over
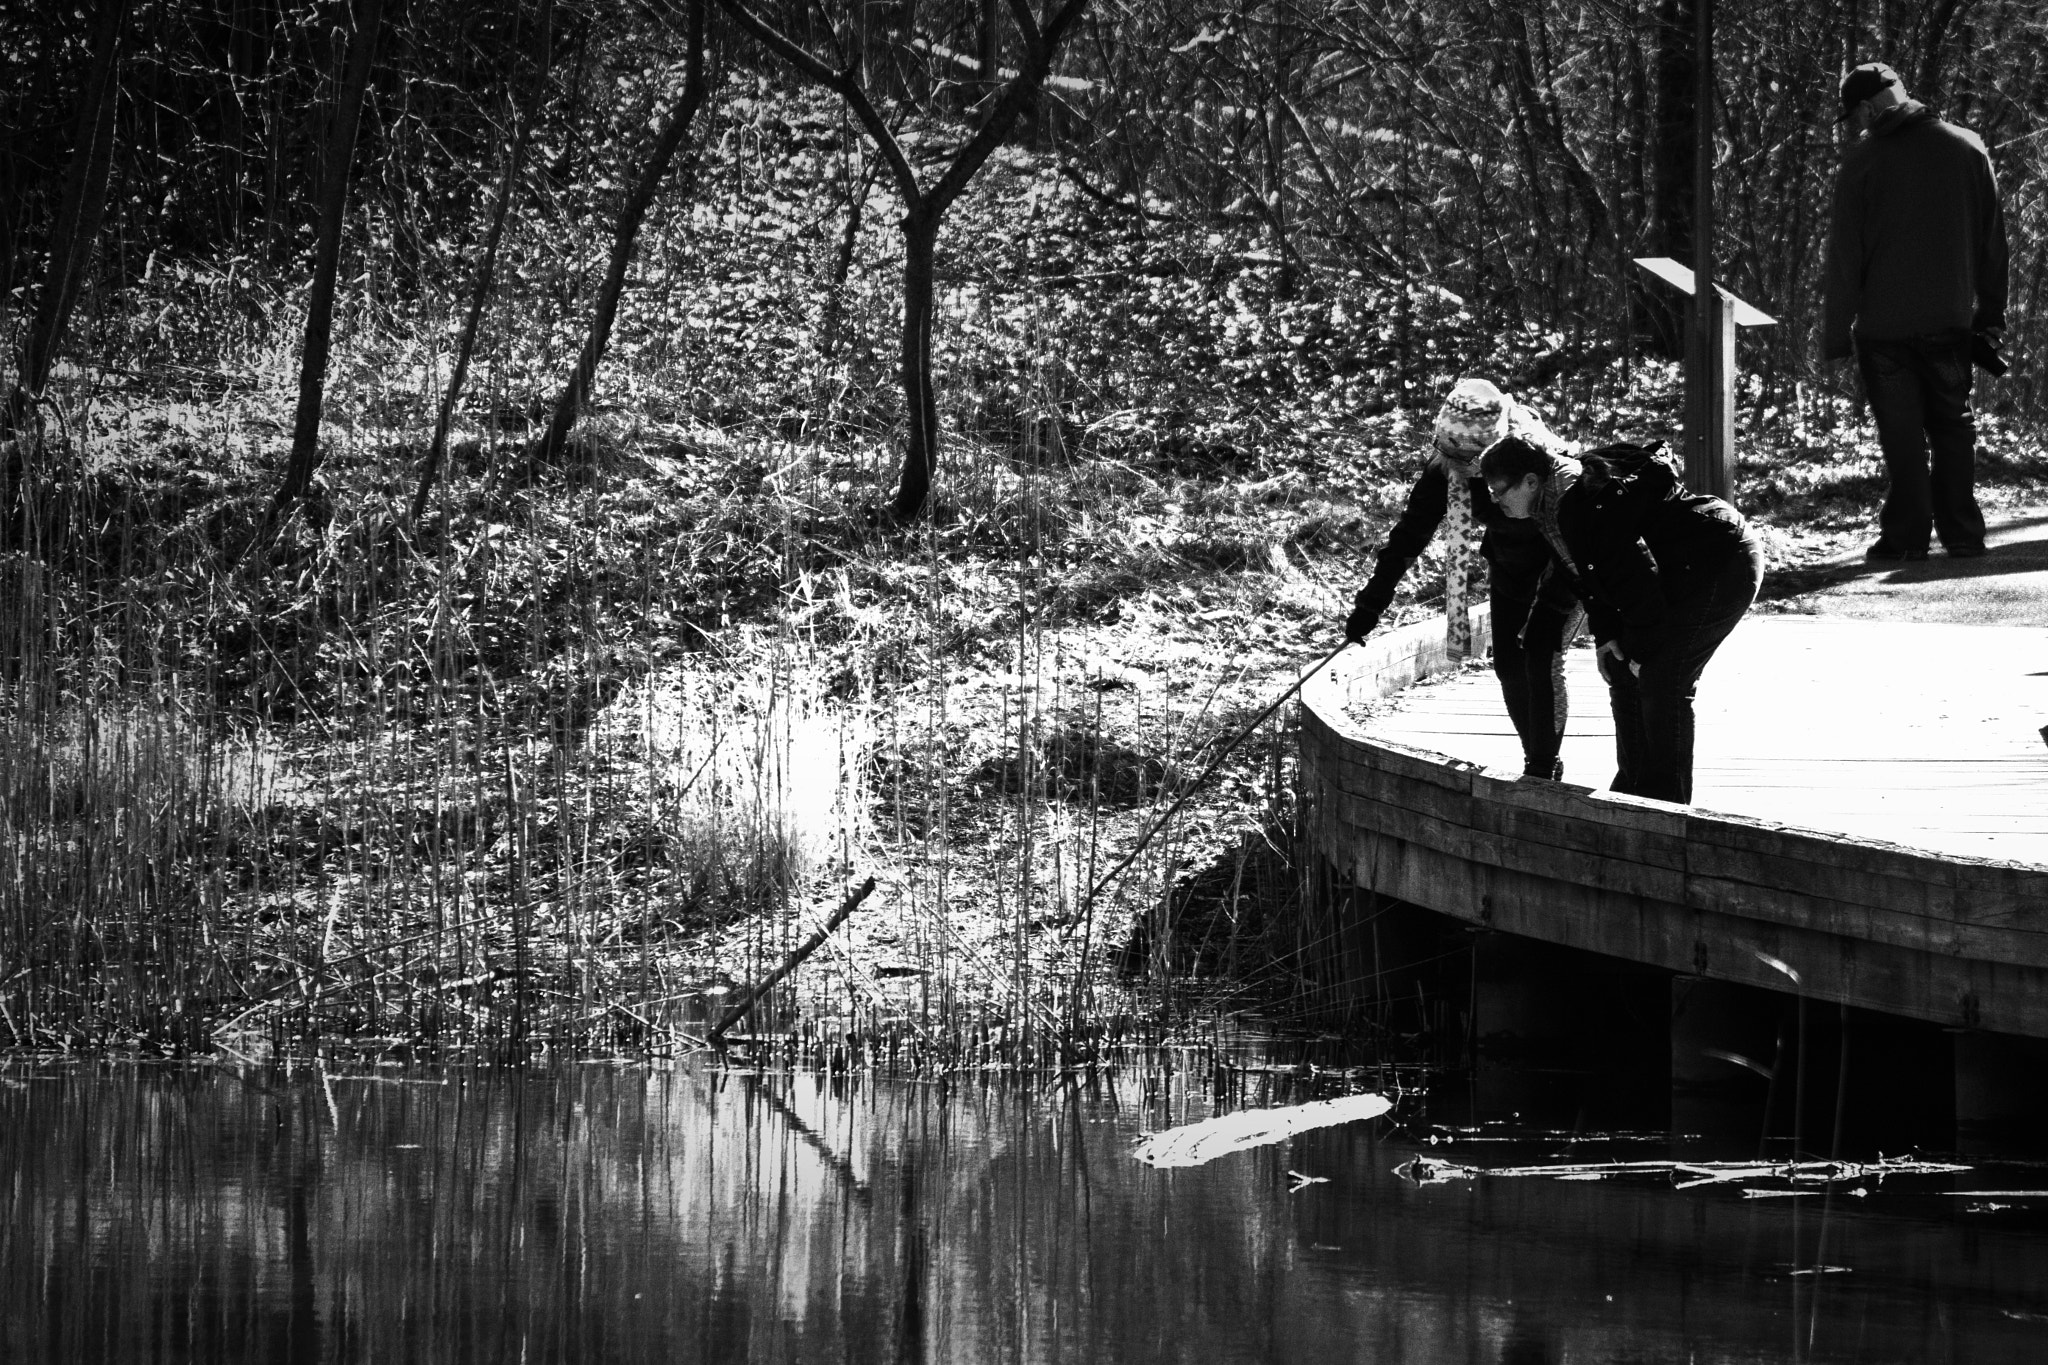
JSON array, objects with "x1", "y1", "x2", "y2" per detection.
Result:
[
  {"x1": 1479, "y1": 437, "x2": 1764, "y2": 805},
  {"x1": 1343, "y1": 378, "x2": 1584, "y2": 780}
]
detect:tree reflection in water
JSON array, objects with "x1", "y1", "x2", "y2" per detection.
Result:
[{"x1": 4, "y1": 1061, "x2": 2047, "y2": 1363}]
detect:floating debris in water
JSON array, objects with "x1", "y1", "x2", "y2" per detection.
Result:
[
  {"x1": 1134, "y1": 1094, "x2": 1392, "y2": 1168},
  {"x1": 1395, "y1": 1154, "x2": 1969, "y2": 1187},
  {"x1": 1420, "y1": 1124, "x2": 1673, "y2": 1145}
]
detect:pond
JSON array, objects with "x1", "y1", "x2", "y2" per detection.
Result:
[{"x1": 5, "y1": 1056, "x2": 2048, "y2": 1363}]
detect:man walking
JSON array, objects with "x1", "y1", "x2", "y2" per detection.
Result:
[{"x1": 1822, "y1": 61, "x2": 2008, "y2": 561}]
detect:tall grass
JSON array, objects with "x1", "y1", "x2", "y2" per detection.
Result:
[{"x1": 0, "y1": 394, "x2": 885, "y2": 1054}]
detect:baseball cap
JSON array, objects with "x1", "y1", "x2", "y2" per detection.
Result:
[{"x1": 1838, "y1": 62, "x2": 1903, "y2": 120}]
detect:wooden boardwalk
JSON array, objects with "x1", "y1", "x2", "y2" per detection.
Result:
[
  {"x1": 1297, "y1": 610, "x2": 2048, "y2": 1039},
  {"x1": 1359, "y1": 616, "x2": 2048, "y2": 864}
]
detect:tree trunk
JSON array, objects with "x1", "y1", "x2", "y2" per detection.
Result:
[
  {"x1": 1498, "y1": 1, "x2": 1615, "y2": 259},
  {"x1": 413, "y1": 0, "x2": 554, "y2": 522},
  {"x1": 264, "y1": 53, "x2": 285, "y2": 268},
  {"x1": 0, "y1": 155, "x2": 17, "y2": 355},
  {"x1": 978, "y1": 0, "x2": 1001, "y2": 94},
  {"x1": 719, "y1": 0, "x2": 1091, "y2": 521},
  {"x1": 1645, "y1": 0, "x2": 1695, "y2": 357},
  {"x1": 1265, "y1": 0, "x2": 1293, "y2": 295},
  {"x1": 819, "y1": 158, "x2": 876, "y2": 364},
  {"x1": 527, "y1": 0, "x2": 708, "y2": 472},
  {"x1": 888, "y1": 207, "x2": 942, "y2": 522},
  {"x1": 271, "y1": 0, "x2": 385, "y2": 519},
  {"x1": 1914, "y1": 0, "x2": 1974, "y2": 108},
  {"x1": 6, "y1": 0, "x2": 134, "y2": 432}
]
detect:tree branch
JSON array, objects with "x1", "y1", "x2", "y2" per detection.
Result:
[
  {"x1": 1004, "y1": 0, "x2": 1042, "y2": 49},
  {"x1": 714, "y1": 0, "x2": 922, "y2": 203},
  {"x1": 931, "y1": 0, "x2": 1090, "y2": 211},
  {"x1": 708, "y1": 877, "x2": 878, "y2": 1043}
]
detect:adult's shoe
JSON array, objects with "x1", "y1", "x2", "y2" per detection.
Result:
[
  {"x1": 1865, "y1": 540, "x2": 1929, "y2": 562},
  {"x1": 1945, "y1": 543, "x2": 1987, "y2": 559}
]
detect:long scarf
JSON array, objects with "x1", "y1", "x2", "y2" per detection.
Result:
[
  {"x1": 1438, "y1": 453, "x2": 1485, "y2": 659},
  {"x1": 1531, "y1": 457, "x2": 1583, "y2": 579}
]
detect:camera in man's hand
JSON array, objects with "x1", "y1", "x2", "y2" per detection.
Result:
[{"x1": 1972, "y1": 329, "x2": 2010, "y2": 377}]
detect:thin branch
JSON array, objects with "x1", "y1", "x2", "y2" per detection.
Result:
[{"x1": 714, "y1": 0, "x2": 922, "y2": 201}]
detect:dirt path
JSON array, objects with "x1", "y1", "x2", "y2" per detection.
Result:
[{"x1": 1759, "y1": 502, "x2": 2048, "y2": 627}]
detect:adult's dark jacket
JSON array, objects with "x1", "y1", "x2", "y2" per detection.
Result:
[
  {"x1": 1353, "y1": 461, "x2": 1574, "y2": 625},
  {"x1": 1821, "y1": 101, "x2": 2008, "y2": 359},
  {"x1": 1537, "y1": 453, "x2": 1750, "y2": 667}
]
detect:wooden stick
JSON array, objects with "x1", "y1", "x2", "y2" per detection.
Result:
[
  {"x1": 1080, "y1": 643, "x2": 1349, "y2": 916},
  {"x1": 710, "y1": 876, "x2": 878, "y2": 1044}
]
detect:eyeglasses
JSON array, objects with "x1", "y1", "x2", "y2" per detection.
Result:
[{"x1": 1485, "y1": 480, "x2": 1512, "y2": 500}]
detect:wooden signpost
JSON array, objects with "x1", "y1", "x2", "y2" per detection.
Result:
[
  {"x1": 1629, "y1": 0, "x2": 1774, "y2": 505},
  {"x1": 1632, "y1": 257, "x2": 1774, "y2": 502}
]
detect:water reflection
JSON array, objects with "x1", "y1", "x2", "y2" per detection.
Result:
[{"x1": 5, "y1": 1061, "x2": 2048, "y2": 1363}]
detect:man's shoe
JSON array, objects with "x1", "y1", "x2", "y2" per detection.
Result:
[
  {"x1": 1866, "y1": 541, "x2": 1929, "y2": 562},
  {"x1": 1946, "y1": 543, "x2": 1987, "y2": 558}
]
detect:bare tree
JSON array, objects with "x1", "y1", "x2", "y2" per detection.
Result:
[
  {"x1": 5, "y1": 0, "x2": 135, "y2": 435},
  {"x1": 524, "y1": 0, "x2": 710, "y2": 473},
  {"x1": 718, "y1": 0, "x2": 1092, "y2": 521},
  {"x1": 412, "y1": 0, "x2": 558, "y2": 522},
  {"x1": 271, "y1": 0, "x2": 387, "y2": 523}
]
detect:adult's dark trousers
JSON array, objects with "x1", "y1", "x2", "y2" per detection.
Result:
[
  {"x1": 1605, "y1": 533, "x2": 1765, "y2": 804},
  {"x1": 1490, "y1": 582, "x2": 1582, "y2": 780},
  {"x1": 1858, "y1": 332, "x2": 1986, "y2": 554}
]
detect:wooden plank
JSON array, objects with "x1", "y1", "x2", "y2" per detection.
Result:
[
  {"x1": 1681, "y1": 873, "x2": 2048, "y2": 968},
  {"x1": 1682, "y1": 810, "x2": 1958, "y2": 892},
  {"x1": 1323, "y1": 788, "x2": 1497, "y2": 866},
  {"x1": 1333, "y1": 738, "x2": 1486, "y2": 793},
  {"x1": 1331, "y1": 775, "x2": 2048, "y2": 965},
  {"x1": 1682, "y1": 829, "x2": 1953, "y2": 920},
  {"x1": 1472, "y1": 772, "x2": 1692, "y2": 869},
  {"x1": 1344, "y1": 829, "x2": 2048, "y2": 1037},
  {"x1": 1951, "y1": 862, "x2": 2048, "y2": 926}
]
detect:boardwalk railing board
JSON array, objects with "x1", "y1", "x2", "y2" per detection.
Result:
[{"x1": 1300, "y1": 611, "x2": 2048, "y2": 1039}]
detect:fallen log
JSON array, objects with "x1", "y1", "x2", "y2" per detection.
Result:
[{"x1": 709, "y1": 876, "x2": 878, "y2": 1044}]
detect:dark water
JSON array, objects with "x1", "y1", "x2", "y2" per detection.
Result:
[{"x1": 6, "y1": 1059, "x2": 2048, "y2": 1364}]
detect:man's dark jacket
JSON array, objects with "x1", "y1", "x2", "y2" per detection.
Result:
[
  {"x1": 1542, "y1": 459, "x2": 1750, "y2": 667},
  {"x1": 1821, "y1": 102, "x2": 2007, "y2": 359}
]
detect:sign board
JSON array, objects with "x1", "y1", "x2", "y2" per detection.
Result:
[{"x1": 1633, "y1": 258, "x2": 1777, "y2": 327}]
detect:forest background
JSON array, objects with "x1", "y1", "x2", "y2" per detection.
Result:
[{"x1": 2, "y1": 0, "x2": 2044, "y2": 1061}]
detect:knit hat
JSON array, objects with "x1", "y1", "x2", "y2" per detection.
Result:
[
  {"x1": 1838, "y1": 62, "x2": 1904, "y2": 120},
  {"x1": 1432, "y1": 378, "x2": 1511, "y2": 460}
]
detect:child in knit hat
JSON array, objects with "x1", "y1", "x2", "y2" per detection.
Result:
[{"x1": 1343, "y1": 378, "x2": 1585, "y2": 780}]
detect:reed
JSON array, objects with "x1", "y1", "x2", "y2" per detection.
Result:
[{"x1": 0, "y1": 392, "x2": 886, "y2": 1055}]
